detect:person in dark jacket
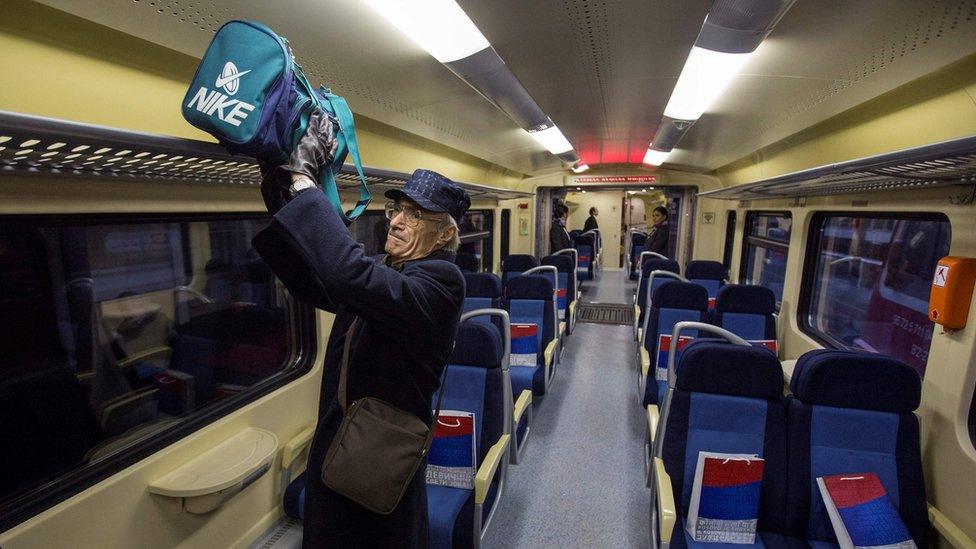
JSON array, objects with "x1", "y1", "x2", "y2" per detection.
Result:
[
  {"x1": 252, "y1": 112, "x2": 469, "y2": 548},
  {"x1": 583, "y1": 206, "x2": 599, "y2": 232},
  {"x1": 550, "y1": 204, "x2": 572, "y2": 254},
  {"x1": 645, "y1": 205, "x2": 670, "y2": 256}
]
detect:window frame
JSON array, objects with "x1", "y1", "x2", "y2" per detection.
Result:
[
  {"x1": 739, "y1": 210, "x2": 792, "y2": 306},
  {"x1": 722, "y1": 210, "x2": 737, "y2": 274},
  {"x1": 458, "y1": 209, "x2": 494, "y2": 273},
  {"x1": 797, "y1": 210, "x2": 950, "y2": 354},
  {"x1": 0, "y1": 211, "x2": 316, "y2": 531}
]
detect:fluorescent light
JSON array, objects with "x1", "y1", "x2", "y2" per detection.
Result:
[
  {"x1": 362, "y1": 0, "x2": 490, "y2": 63},
  {"x1": 643, "y1": 148, "x2": 670, "y2": 166},
  {"x1": 571, "y1": 163, "x2": 589, "y2": 173},
  {"x1": 525, "y1": 125, "x2": 573, "y2": 155},
  {"x1": 663, "y1": 46, "x2": 751, "y2": 121},
  {"x1": 581, "y1": 190, "x2": 587, "y2": 194}
]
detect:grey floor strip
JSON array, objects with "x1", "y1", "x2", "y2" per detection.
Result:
[{"x1": 484, "y1": 275, "x2": 647, "y2": 548}]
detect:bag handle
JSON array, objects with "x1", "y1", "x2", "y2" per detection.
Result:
[
  {"x1": 321, "y1": 91, "x2": 371, "y2": 225},
  {"x1": 337, "y1": 317, "x2": 448, "y2": 448}
]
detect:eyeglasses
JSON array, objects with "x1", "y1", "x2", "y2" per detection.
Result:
[{"x1": 384, "y1": 201, "x2": 425, "y2": 227}]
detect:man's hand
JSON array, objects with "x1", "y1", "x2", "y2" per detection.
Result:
[{"x1": 259, "y1": 110, "x2": 337, "y2": 214}]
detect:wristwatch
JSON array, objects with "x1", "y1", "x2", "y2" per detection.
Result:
[{"x1": 288, "y1": 176, "x2": 317, "y2": 198}]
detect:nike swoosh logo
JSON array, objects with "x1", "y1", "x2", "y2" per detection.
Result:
[{"x1": 215, "y1": 69, "x2": 251, "y2": 88}]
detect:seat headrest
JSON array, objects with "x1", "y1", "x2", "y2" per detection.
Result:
[
  {"x1": 507, "y1": 274, "x2": 554, "y2": 300},
  {"x1": 542, "y1": 255, "x2": 574, "y2": 273},
  {"x1": 455, "y1": 252, "x2": 479, "y2": 272},
  {"x1": 463, "y1": 272, "x2": 501, "y2": 298},
  {"x1": 575, "y1": 234, "x2": 595, "y2": 246},
  {"x1": 633, "y1": 233, "x2": 647, "y2": 245},
  {"x1": 642, "y1": 258, "x2": 679, "y2": 275},
  {"x1": 502, "y1": 254, "x2": 538, "y2": 273},
  {"x1": 651, "y1": 281, "x2": 708, "y2": 310},
  {"x1": 790, "y1": 350, "x2": 921, "y2": 413},
  {"x1": 449, "y1": 322, "x2": 503, "y2": 368},
  {"x1": 676, "y1": 340, "x2": 784, "y2": 400},
  {"x1": 715, "y1": 285, "x2": 776, "y2": 315},
  {"x1": 686, "y1": 260, "x2": 727, "y2": 281}
]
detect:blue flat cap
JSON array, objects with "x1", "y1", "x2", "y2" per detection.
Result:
[{"x1": 385, "y1": 169, "x2": 471, "y2": 223}]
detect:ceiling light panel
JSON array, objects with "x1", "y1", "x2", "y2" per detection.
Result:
[
  {"x1": 526, "y1": 125, "x2": 574, "y2": 155},
  {"x1": 361, "y1": 0, "x2": 490, "y2": 62},
  {"x1": 663, "y1": 46, "x2": 752, "y2": 121},
  {"x1": 643, "y1": 148, "x2": 670, "y2": 166}
]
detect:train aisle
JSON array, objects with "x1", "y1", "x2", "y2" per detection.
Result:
[{"x1": 484, "y1": 274, "x2": 648, "y2": 548}]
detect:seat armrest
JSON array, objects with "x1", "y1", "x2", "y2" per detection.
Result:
[
  {"x1": 514, "y1": 390, "x2": 532, "y2": 423},
  {"x1": 559, "y1": 321, "x2": 566, "y2": 336},
  {"x1": 654, "y1": 457, "x2": 677, "y2": 543},
  {"x1": 281, "y1": 426, "x2": 315, "y2": 471},
  {"x1": 640, "y1": 347, "x2": 650, "y2": 377},
  {"x1": 544, "y1": 339, "x2": 557, "y2": 367},
  {"x1": 647, "y1": 405, "x2": 659, "y2": 444},
  {"x1": 569, "y1": 301, "x2": 577, "y2": 316},
  {"x1": 475, "y1": 434, "x2": 511, "y2": 505}
]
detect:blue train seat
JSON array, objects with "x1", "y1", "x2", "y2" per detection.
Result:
[
  {"x1": 463, "y1": 273, "x2": 502, "y2": 326},
  {"x1": 712, "y1": 285, "x2": 777, "y2": 346},
  {"x1": 650, "y1": 340, "x2": 788, "y2": 549},
  {"x1": 628, "y1": 232, "x2": 647, "y2": 280},
  {"x1": 784, "y1": 350, "x2": 928, "y2": 548},
  {"x1": 542, "y1": 254, "x2": 576, "y2": 335},
  {"x1": 427, "y1": 321, "x2": 511, "y2": 549},
  {"x1": 574, "y1": 233, "x2": 595, "y2": 282},
  {"x1": 455, "y1": 252, "x2": 480, "y2": 273},
  {"x1": 685, "y1": 260, "x2": 726, "y2": 309},
  {"x1": 640, "y1": 282, "x2": 708, "y2": 408},
  {"x1": 500, "y1": 254, "x2": 538, "y2": 290},
  {"x1": 635, "y1": 258, "x2": 680, "y2": 328},
  {"x1": 505, "y1": 275, "x2": 557, "y2": 397}
]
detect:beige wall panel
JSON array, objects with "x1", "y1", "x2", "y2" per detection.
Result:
[{"x1": 565, "y1": 191, "x2": 624, "y2": 269}]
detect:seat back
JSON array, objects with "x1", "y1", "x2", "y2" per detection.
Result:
[
  {"x1": 712, "y1": 285, "x2": 777, "y2": 343},
  {"x1": 628, "y1": 232, "x2": 647, "y2": 279},
  {"x1": 785, "y1": 350, "x2": 927, "y2": 546},
  {"x1": 455, "y1": 252, "x2": 479, "y2": 273},
  {"x1": 637, "y1": 258, "x2": 680, "y2": 324},
  {"x1": 462, "y1": 273, "x2": 502, "y2": 325},
  {"x1": 574, "y1": 234, "x2": 595, "y2": 281},
  {"x1": 505, "y1": 275, "x2": 555, "y2": 367},
  {"x1": 685, "y1": 260, "x2": 726, "y2": 308},
  {"x1": 642, "y1": 282, "x2": 708, "y2": 406},
  {"x1": 542, "y1": 255, "x2": 574, "y2": 321},
  {"x1": 500, "y1": 254, "x2": 538, "y2": 289},
  {"x1": 659, "y1": 340, "x2": 787, "y2": 533}
]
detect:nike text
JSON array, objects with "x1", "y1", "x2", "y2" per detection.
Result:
[{"x1": 186, "y1": 87, "x2": 255, "y2": 127}]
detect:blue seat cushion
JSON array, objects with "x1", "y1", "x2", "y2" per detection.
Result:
[
  {"x1": 716, "y1": 285, "x2": 776, "y2": 315},
  {"x1": 676, "y1": 341, "x2": 784, "y2": 400},
  {"x1": 686, "y1": 260, "x2": 727, "y2": 282},
  {"x1": 450, "y1": 323, "x2": 503, "y2": 368},
  {"x1": 790, "y1": 350, "x2": 921, "y2": 413},
  {"x1": 427, "y1": 484, "x2": 474, "y2": 549},
  {"x1": 510, "y1": 364, "x2": 545, "y2": 396}
]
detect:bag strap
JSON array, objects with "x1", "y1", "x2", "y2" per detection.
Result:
[
  {"x1": 320, "y1": 91, "x2": 371, "y2": 225},
  {"x1": 337, "y1": 317, "x2": 449, "y2": 446}
]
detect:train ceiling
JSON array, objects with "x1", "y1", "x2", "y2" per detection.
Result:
[{"x1": 34, "y1": 0, "x2": 976, "y2": 176}]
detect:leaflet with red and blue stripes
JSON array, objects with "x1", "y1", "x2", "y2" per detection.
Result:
[
  {"x1": 557, "y1": 287, "x2": 567, "y2": 320},
  {"x1": 749, "y1": 340, "x2": 778, "y2": 355},
  {"x1": 686, "y1": 452, "x2": 765, "y2": 544},
  {"x1": 817, "y1": 473, "x2": 917, "y2": 549},
  {"x1": 656, "y1": 335, "x2": 695, "y2": 381},
  {"x1": 511, "y1": 323, "x2": 540, "y2": 366},
  {"x1": 425, "y1": 410, "x2": 476, "y2": 490}
]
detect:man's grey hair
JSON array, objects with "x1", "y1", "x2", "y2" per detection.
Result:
[{"x1": 434, "y1": 214, "x2": 461, "y2": 252}]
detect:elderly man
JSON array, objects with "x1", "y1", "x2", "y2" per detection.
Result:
[{"x1": 253, "y1": 112, "x2": 469, "y2": 548}]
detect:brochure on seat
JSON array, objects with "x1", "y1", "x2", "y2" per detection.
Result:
[
  {"x1": 708, "y1": 297, "x2": 717, "y2": 309},
  {"x1": 686, "y1": 452, "x2": 765, "y2": 544},
  {"x1": 557, "y1": 288, "x2": 567, "y2": 320},
  {"x1": 749, "y1": 340, "x2": 778, "y2": 355},
  {"x1": 817, "y1": 473, "x2": 917, "y2": 549},
  {"x1": 656, "y1": 335, "x2": 695, "y2": 381},
  {"x1": 511, "y1": 323, "x2": 540, "y2": 366},
  {"x1": 426, "y1": 410, "x2": 477, "y2": 490}
]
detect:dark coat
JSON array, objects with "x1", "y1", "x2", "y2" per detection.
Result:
[
  {"x1": 646, "y1": 221, "x2": 669, "y2": 256},
  {"x1": 549, "y1": 219, "x2": 572, "y2": 254},
  {"x1": 252, "y1": 190, "x2": 465, "y2": 548},
  {"x1": 583, "y1": 215, "x2": 599, "y2": 232}
]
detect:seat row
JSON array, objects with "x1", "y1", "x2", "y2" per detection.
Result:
[{"x1": 647, "y1": 333, "x2": 928, "y2": 548}]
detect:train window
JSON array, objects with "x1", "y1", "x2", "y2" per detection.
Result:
[
  {"x1": 740, "y1": 211, "x2": 792, "y2": 307},
  {"x1": 800, "y1": 213, "x2": 950, "y2": 377},
  {"x1": 350, "y1": 211, "x2": 390, "y2": 257},
  {"x1": 0, "y1": 215, "x2": 309, "y2": 522},
  {"x1": 458, "y1": 210, "x2": 494, "y2": 273}
]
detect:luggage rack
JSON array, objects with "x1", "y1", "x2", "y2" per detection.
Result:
[
  {"x1": 0, "y1": 111, "x2": 531, "y2": 201},
  {"x1": 698, "y1": 134, "x2": 976, "y2": 200}
]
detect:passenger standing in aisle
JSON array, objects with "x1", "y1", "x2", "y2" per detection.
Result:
[
  {"x1": 645, "y1": 206, "x2": 669, "y2": 256},
  {"x1": 253, "y1": 112, "x2": 469, "y2": 548},
  {"x1": 550, "y1": 204, "x2": 573, "y2": 254},
  {"x1": 583, "y1": 206, "x2": 599, "y2": 232}
]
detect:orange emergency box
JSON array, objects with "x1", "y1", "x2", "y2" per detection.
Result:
[{"x1": 929, "y1": 256, "x2": 976, "y2": 330}]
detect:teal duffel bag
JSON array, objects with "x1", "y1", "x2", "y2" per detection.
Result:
[{"x1": 182, "y1": 20, "x2": 370, "y2": 224}]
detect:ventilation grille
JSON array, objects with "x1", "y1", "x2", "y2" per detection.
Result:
[
  {"x1": 577, "y1": 302, "x2": 634, "y2": 325},
  {"x1": 699, "y1": 134, "x2": 976, "y2": 200},
  {"x1": 0, "y1": 111, "x2": 530, "y2": 200}
]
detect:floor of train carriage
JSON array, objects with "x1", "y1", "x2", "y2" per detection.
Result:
[{"x1": 484, "y1": 272, "x2": 648, "y2": 548}]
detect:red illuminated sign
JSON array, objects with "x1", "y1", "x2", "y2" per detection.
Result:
[{"x1": 574, "y1": 176, "x2": 657, "y2": 184}]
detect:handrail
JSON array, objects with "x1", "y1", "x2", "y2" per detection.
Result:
[{"x1": 653, "y1": 322, "x2": 750, "y2": 459}]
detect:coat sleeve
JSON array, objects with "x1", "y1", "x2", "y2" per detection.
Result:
[{"x1": 252, "y1": 190, "x2": 462, "y2": 341}]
